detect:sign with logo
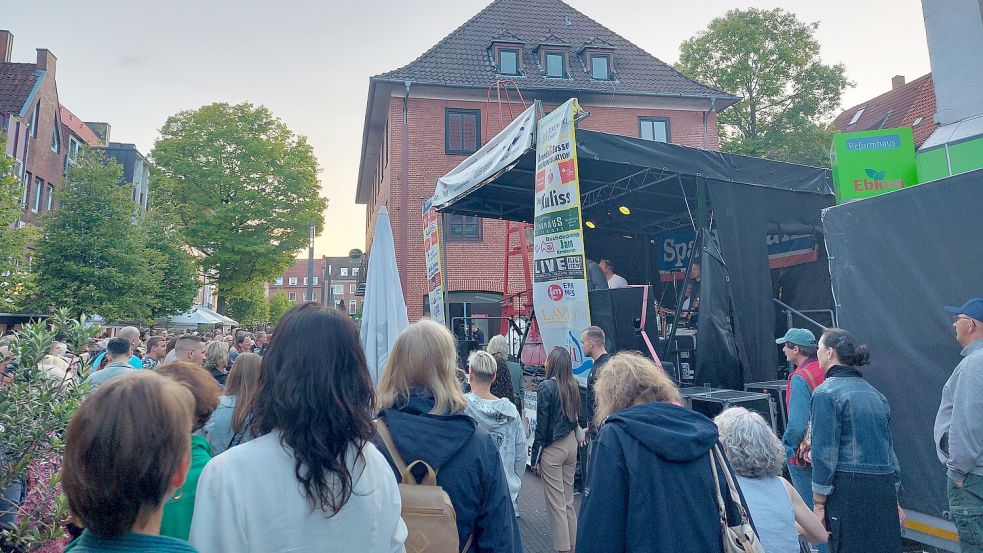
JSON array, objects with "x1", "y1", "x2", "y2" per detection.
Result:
[
  {"x1": 532, "y1": 99, "x2": 592, "y2": 382},
  {"x1": 659, "y1": 228, "x2": 819, "y2": 281},
  {"x1": 422, "y1": 196, "x2": 446, "y2": 325},
  {"x1": 831, "y1": 127, "x2": 919, "y2": 202}
]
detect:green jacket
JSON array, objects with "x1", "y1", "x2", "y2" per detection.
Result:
[{"x1": 160, "y1": 434, "x2": 212, "y2": 541}]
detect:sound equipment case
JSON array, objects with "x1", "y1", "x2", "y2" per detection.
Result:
[
  {"x1": 744, "y1": 380, "x2": 789, "y2": 435},
  {"x1": 688, "y1": 390, "x2": 777, "y2": 432}
]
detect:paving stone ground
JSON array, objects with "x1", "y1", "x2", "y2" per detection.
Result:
[{"x1": 515, "y1": 468, "x2": 583, "y2": 553}]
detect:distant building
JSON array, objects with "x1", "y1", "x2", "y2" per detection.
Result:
[
  {"x1": 268, "y1": 257, "x2": 364, "y2": 316},
  {"x1": 103, "y1": 142, "x2": 150, "y2": 211},
  {"x1": 834, "y1": 74, "x2": 938, "y2": 148}
]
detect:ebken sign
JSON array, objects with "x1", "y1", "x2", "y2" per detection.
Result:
[{"x1": 831, "y1": 127, "x2": 919, "y2": 202}]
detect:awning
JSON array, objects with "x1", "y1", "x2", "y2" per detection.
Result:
[{"x1": 167, "y1": 305, "x2": 238, "y2": 327}]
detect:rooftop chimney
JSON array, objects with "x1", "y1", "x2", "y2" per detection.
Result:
[
  {"x1": 892, "y1": 75, "x2": 906, "y2": 90},
  {"x1": 0, "y1": 30, "x2": 12, "y2": 63},
  {"x1": 36, "y1": 48, "x2": 56, "y2": 76}
]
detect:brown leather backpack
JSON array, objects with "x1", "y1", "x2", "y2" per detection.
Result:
[{"x1": 375, "y1": 419, "x2": 473, "y2": 553}]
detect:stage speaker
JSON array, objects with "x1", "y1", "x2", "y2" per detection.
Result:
[{"x1": 588, "y1": 287, "x2": 656, "y2": 354}]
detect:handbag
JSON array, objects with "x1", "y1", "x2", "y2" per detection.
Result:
[
  {"x1": 792, "y1": 421, "x2": 812, "y2": 467},
  {"x1": 710, "y1": 445, "x2": 766, "y2": 553},
  {"x1": 575, "y1": 425, "x2": 587, "y2": 445}
]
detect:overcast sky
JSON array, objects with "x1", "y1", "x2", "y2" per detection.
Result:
[{"x1": 6, "y1": 0, "x2": 931, "y2": 256}]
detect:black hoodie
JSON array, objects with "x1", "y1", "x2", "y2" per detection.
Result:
[
  {"x1": 372, "y1": 388, "x2": 520, "y2": 553},
  {"x1": 577, "y1": 401, "x2": 748, "y2": 553}
]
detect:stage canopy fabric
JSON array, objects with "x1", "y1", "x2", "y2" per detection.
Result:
[
  {"x1": 437, "y1": 114, "x2": 834, "y2": 386},
  {"x1": 824, "y1": 168, "x2": 983, "y2": 520}
]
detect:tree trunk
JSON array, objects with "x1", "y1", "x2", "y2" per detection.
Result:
[{"x1": 216, "y1": 295, "x2": 227, "y2": 315}]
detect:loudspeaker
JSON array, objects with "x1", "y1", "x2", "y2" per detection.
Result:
[
  {"x1": 689, "y1": 390, "x2": 778, "y2": 434},
  {"x1": 588, "y1": 287, "x2": 656, "y2": 354}
]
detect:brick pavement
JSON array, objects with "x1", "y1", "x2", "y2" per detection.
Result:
[{"x1": 515, "y1": 468, "x2": 583, "y2": 553}]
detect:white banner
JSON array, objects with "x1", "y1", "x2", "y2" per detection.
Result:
[
  {"x1": 532, "y1": 99, "x2": 592, "y2": 382},
  {"x1": 422, "y1": 196, "x2": 446, "y2": 325}
]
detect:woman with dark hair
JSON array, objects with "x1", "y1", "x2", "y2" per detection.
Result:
[
  {"x1": 375, "y1": 319, "x2": 520, "y2": 552},
  {"x1": 189, "y1": 304, "x2": 405, "y2": 553},
  {"x1": 810, "y1": 328, "x2": 903, "y2": 553},
  {"x1": 62, "y1": 372, "x2": 198, "y2": 552},
  {"x1": 203, "y1": 352, "x2": 262, "y2": 455},
  {"x1": 531, "y1": 347, "x2": 585, "y2": 553},
  {"x1": 156, "y1": 361, "x2": 221, "y2": 541}
]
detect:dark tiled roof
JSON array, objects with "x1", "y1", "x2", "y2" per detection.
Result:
[
  {"x1": 374, "y1": 0, "x2": 734, "y2": 100},
  {"x1": 834, "y1": 74, "x2": 937, "y2": 148},
  {"x1": 0, "y1": 62, "x2": 40, "y2": 116}
]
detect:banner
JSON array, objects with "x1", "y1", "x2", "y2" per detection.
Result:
[
  {"x1": 422, "y1": 196, "x2": 446, "y2": 325},
  {"x1": 659, "y1": 228, "x2": 819, "y2": 281},
  {"x1": 831, "y1": 127, "x2": 919, "y2": 202},
  {"x1": 532, "y1": 99, "x2": 592, "y2": 382}
]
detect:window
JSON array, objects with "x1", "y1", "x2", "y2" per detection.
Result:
[
  {"x1": 848, "y1": 107, "x2": 866, "y2": 126},
  {"x1": 332, "y1": 284, "x2": 344, "y2": 295},
  {"x1": 350, "y1": 284, "x2": 356, "y2": 293},
  {"x1": 45, "y1": 184, "x2": 54, "y2": 211},
  {"x1": 68, "y1": 137, "x2": 81, "y2": 163},
  {"x1": 498, "y1": 48, "x2": 520, "y2": 75},
  {"x1": 303, "y1": 277, "x2": 308, "y2": 286},
  {"x1": 275, "y1": 277, "x2": 284, "y2": 286},
  {"x1": 32, "y1": 177, "x2": 43, "y2": 213},
  {"x1": 545, "y1": 52, "x2": 566, "y2": 78},
  {"x1": 446, "y1": 214, "x2": 482, "y2": 241},
  {"x1": 288, "y1": 292, "x2": 296, "y2": 301},
  {"x1": 445, "y1": 109, "x2": 481, "y2": 155},
  {"x1": 51, "y1": 121, "x2": 60, "y2": 153},
  {"x1": 312, "y1": 292, "x2": 318, "y2": 301},
  {"x1": 912, "y1": 117, "x2": 924, "y2": 127},
  {"x1": 288, "y1": 277, "x2": 298, "y2": 285},
  {"x1": 352, "y1": 267, "x2": 359, "y2": 277},
  {"x1": 341, "y1": 268, "x2": 348, "y2": 277},
  {"x1": 21, "y1": 172, "x2": 31, "y2": 206},
  {"x1": 30, "y1": 102, "x2": 39, "y2": 139},
  {"x1": 590, "y1": 55, "x2": 611, "y2": 80},
  {"x1": 639, "y1": 118, "x2": 671, "y2": 143},
  {"x1": 349, "y1": 300, "x2": 357, "y2": 314}
]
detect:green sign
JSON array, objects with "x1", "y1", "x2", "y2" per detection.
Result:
[
  {"x1": 534, "y1": 206, "x2": 581, "y2": 235},
  {"x1": 831, "y1": 127, "x2": 919, "y2": 202}
]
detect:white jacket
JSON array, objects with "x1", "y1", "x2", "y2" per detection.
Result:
[{"x1": 189, "y1": 431, "x2": 407, "y2": 553}]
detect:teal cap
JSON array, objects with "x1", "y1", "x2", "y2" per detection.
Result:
[{"x1": 776, "y1": 328, "x2": 818, "y2": 348}]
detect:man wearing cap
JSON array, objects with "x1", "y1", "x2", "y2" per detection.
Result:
[
  {"x1": 777, "y1": 328, "x2": 826, "y2": 511},
  {"x1": 935, "y1": 298, "x2": 983, "y2": 552}
]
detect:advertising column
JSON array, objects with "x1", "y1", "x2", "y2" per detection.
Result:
[
  {"x1": 422, "y1": 196, "x2": 446, "y2": 325},
  {"x1": 532, "y1": 99, "x2": 592, "y2": 381}
]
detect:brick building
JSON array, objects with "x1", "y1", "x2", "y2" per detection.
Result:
[
  {"x1": 834, "y1": 74, "x2": 938, "y2": 148},
  {"x1": 0, "y1": 30, "x2": 65, "y2": 227},
  {"x1": 355, "y1": 0, "x2": 737, "y2": 321},
  {"x1": 267, "y1": 257, "x2": 364, "y2": 316}
]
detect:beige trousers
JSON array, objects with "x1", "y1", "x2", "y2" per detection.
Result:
[{"x1": 541, "y1": 430, "x2": 578, "y2": 551}]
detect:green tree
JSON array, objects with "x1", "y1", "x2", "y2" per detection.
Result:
[
  {"x1": 32, "y1": 149, "x2": 153, "y2": 320},
  {"x1": 225, "y1": 282, "x2": 269, "y2": 327},
  {"x1": 141, "y1": 209, "x2": 199, "y2": 320},
  {"x1": 151, "y1": 103, "x2": 327, "y2": 312},
  {"x1": 676, "y1": 8, "x2": 851, "y2": 166},
  {"x1": 266, "y1": 290, "x2": 293, "y2": 325},
  {"x1": 0, "y1": 132, "x2": 36, "y2": 310}
]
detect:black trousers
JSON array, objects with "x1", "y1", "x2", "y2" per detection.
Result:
[{"x1": 825, "y1": 471, "x2": 900, "y2": 553}]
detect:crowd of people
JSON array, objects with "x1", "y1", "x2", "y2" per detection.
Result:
[{"x1": 2, "y1": 296, "x2": 982, "y2": 553}]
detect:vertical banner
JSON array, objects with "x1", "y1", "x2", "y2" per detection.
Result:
[
  {"x1": 422, "y1": 196, "x2": 446, "y2": 325},
  {"x1": 532, "y1": 99, "x2": 592, "y2": 382}
]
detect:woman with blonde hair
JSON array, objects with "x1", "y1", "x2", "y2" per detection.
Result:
[
  {"x1": 374, "y1": 319, "x2": 520, "y2": 553},
  {"x1": 203, "y1": 352, "x2": 262, "y2": 455},
  {"x1": 577, "y1": 352, "x2": 749, "y2": 553},
  {"x1": 203, "y1": 341, "x2": 229, "y2": 387}
]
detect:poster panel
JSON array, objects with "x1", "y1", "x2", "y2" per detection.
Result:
[{"x1": 422, "y1": 196, "x2": 446, "y2": 325}]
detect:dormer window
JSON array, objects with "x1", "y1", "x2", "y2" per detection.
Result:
[
  {"x1": 545, "y1": 52, "x2": 566, "y2": 78},
  {"x1": 498, "y1": 48, "x2": 520, "y2": 76},
  {"x1": 590, "y1": 54, "x2": 611, "y2": 80}
]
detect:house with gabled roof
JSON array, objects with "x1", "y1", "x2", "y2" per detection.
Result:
[
  {"x1": 355, "y1": 0, "x2": 738, "y2": 322},
  {"x1": 0, "y1": 30, "x2": 66, "y2": 227},
  {"x1": 833, "y1": 74, "x2": 938, "y2": 148}
]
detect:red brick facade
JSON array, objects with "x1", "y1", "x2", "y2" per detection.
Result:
[
  {"x1": 18, "y1": 50, "x2": 65, "y2": 226},
  {"x1": 267, "y1": 257, "x2": 363, "y2": 315},
  {"x1": 365, "y1": 95, "x2": 721, "y2": 320}
]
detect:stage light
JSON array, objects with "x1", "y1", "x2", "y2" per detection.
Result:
[
  {"x1": 618, "y1": 205, "x2": 631, "y2": 215},
  {"x1": 585, "y1": 220, "x2": 596, "y2": 229}
]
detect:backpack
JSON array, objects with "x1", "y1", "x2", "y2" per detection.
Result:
[{"x1": 375, "y1": 419, "x2": 473, "y2": 553}]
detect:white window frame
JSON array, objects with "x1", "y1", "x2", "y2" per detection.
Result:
[
  {"x1": 275, "y1": 277, "x2": 284, "y2": 286},
  {"x1": 288, "y1": 277, "x2": 298, "y2": 286},
  {"x1": 341, "y1": 267, "x2": 349, "y2": 277},
  {"x1": 303, "y1": 277, "x2": 308, "y2": 286},
  {"x1": 332, "y1": 284, "x2": 344, "y2": 295},
  {"x1": 288, "y1": 292, "x2": 296, "y2": 301},
  {"x1": 46, "y1": 184, "x2": 54, "y2": 211},
  {"x1": 68, "y1": 137, "x2": 80, "y2": 163},
  {"x1": 31, "y1": 177, "x2": 43, "y2": 213},
  {"x1": 349, "y1": 300, "x2": 357, "y2": 314},
  {"x1": 350, "y1": 284, "x2": 356, "y2": 293},
  {"x1": 352, "y1": 268, "x2": 359, "y2": 277},
  {"x1": 312, "y1": 276, "x2": 319, "y2": 285}
]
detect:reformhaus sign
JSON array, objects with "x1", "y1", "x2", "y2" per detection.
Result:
[{"x1": 831, "y1": 127, "x2": 919, "y2": 202}]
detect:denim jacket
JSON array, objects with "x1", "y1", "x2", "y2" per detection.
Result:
[{"x1": 810, "y1": 365, "x2": 901, "y2": 495}]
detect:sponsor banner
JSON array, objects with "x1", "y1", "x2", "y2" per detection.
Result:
[
  {"x1": 422, "y1": 196, "x2": 446, "y2": 325},
  {"x1": 659, "y1": 228, "x2": 819, "y2": 281},
  {"x1": 831, "y1": 127, "x2": 919, "y2": 202},
  {"x1": 532, "y1": 99, "x2": 592, "y2": 382}
]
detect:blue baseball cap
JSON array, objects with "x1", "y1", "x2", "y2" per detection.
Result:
[
  {"x1": 776, "y1": 328, "x2": 818, "y2": 348},
  {"x1": 944, "y1": 298, "x2": 983, "y2": 322}
]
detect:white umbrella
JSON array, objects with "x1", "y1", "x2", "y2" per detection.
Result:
[{"x1": 360, "y1": 206, "x2": 409, "y2": 385}]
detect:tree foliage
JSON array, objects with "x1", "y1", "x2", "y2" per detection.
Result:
[
  {"x1": 150, "y1": 103, "x2": 327, "y2": 310},
  {"x1": 0, "y1": 132, "x2": 36, "y2": 310},
  {"x1": 32, "y1": 149, "x2": 153, "y2": 320},
  {"x1": 676, "y1": 8, "x2": 851, "y2": 166},
  {"x1": 225, "y1": 282, "x2": 269, "y2": 328},
  {"x1": 266, "y1": 291, "x2": 293, "y2": 326},
  {"x1": 141, "y1": 210, "x2": 199, "y2": 320}
]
